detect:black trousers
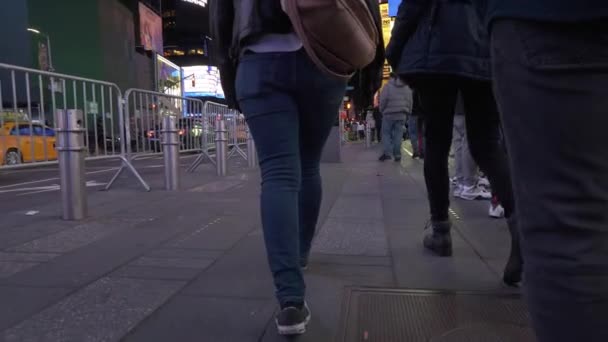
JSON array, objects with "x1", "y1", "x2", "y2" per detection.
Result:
[
  {"x1": 492, "y1": 20, "x2": 608, "y2": 342},
  {"x1": 415, "y1": 77, "x2": 514, "y2": 222}
]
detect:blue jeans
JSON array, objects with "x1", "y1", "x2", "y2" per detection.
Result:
[
  {"x1": 408, "y1": 116, "x2": 424, "y2": 155},
  {"x1": 235, "y1": 50, "x2": 346, "y2": 306},
  {"x1": 382, "y1": 118, "x2": 404, "y2": 158}
]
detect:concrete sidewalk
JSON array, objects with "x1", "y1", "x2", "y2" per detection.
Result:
[{"x1": 0, "y1": 143, "x2": 531, "y2": 342}]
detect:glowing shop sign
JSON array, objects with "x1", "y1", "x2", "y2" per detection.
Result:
[{"x1": 182, "y1": 0, "x2": 207, "y2": 7}]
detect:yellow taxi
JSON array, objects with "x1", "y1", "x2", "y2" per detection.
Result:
[{"x1": 0, "y1": 117, "x2": 57, "y2": 165}]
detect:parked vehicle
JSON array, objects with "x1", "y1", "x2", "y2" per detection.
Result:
[
  {"x1": 144, "y1": 118, "x2": 207, "y2": 152},
  {"x1": 0, "y1": 121, "x2": 57, "y2": 165}
]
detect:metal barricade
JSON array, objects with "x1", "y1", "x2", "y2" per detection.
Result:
[
  {"x1": 0, "y1": 63, "x2": 124, "y2": 171},
  {"x1": 106, "y1": 89, "x2": 204, "y2": 191},
  {"x1": 227, "y1": 112, "x2": 248, "y2": 161},
  {"x1": 187, "y1": 101, "x2": 233, "y2": 172}
]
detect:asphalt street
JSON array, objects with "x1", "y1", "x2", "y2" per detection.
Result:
[{"x1": 0, "y1": 154, "x2": 202, "y2": 214}]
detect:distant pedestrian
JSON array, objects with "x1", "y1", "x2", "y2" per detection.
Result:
[
  {"x1": 408, "y1": 91, "x2": 425, "y2": 159},
  {"x1": 357, "y1": 121, "x2": 365, "y2": 140},
  {"x1": 451, "y1": 93, "x2": 491, "y2": 201},
  {"x1": 365, "y1": 110, "x2": 377, "y2": 142},
  {"x1": 378, "y1": 73, "x2": 413, "y2": 162}
]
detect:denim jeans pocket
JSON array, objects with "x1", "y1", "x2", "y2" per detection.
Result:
[
  {"x1": 516, "y1": 21, "x2": 608, "y2": 71},
  {"x1": 235, "y1": 53, "x2": 289, "y2": 102}
]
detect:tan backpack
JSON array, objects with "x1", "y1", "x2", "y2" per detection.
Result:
[{"x1": 282, "y1": 0, "x2": 380, "y2": 79}]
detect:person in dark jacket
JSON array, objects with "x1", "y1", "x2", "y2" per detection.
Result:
[
  {"x1": 210, "y1": 0, "x2": 384, "y2": 336},
  {"x1": 386, "y1": 0, "x2": 521, "y2": 285},
  {"x1": 483, "y1": 1, "x2": 608, "y2": 341},
  {"x1": 378, "y1": 73, "x2": 412, "y2": 161}
]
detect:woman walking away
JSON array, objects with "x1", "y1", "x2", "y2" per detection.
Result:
[
  {"x1": 379, "y1": 73, "x2": 413, "y2": 162},
  {"x1": 386, "y1": 0, "x2": 522, "y2": 286},
  {"x1": 211, "y1": 0, "x2": 384, "y2": 336}
]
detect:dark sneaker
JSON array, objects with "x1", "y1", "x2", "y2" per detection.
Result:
[
  {"x1": 423, "y1": 221, "x2": 453, "y2": 257},
  {"x1": 379, "y1": 154, "x2": 391, "y2": 162},
  {"x1": 276, "y1": 302, "x2": 311, "y2": 335},
  {"x1": 300, "y1": 260, "x2": 309, "y2": 271},
  {"x1": 394, "y1": 156, "x2": 402, "y2": 162},
  {"x1": 412, "y1": 153, "x2": 419, "y2": 159}
]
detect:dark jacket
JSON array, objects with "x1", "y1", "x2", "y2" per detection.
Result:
[
  {"x1": 379, "y1": 77, "x2": 413, "y2": 120},
  {"x1": 484, "y1": 0, "x2": 608, "y2": 24},
  {"x1": 210, "y1": 0, "x2": 385, "y2": 109},
  {"x1": 386, "y1": 0, "x2": 490, "y2": 82}
]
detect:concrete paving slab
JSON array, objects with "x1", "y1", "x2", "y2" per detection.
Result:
[
  {"x1": 167, "y1": 215, "x2": 256, "y2": 251},
  {"x1": 392, "y1": 251, "x2": 504, "y2": 292},
  {"x1": 113, "y1": 265, "x2": 206, "y2": 281},
  {"x1": 146, "y1": 248, "x2": 223, "y2": 260},
  {"x1": 0, "y1": 285, "x2": 73, "y2": 331},
  {"x1": 341, "y1": 178, "x2": 380, "y2": 195},
  {"x1": 382, "y1": 198, "x2": 431, "y2": 228},
  {"x1": 327, "y1": 196, "x2": 383, "y2": 220},
  {"x1": 0, "y1": 208, "x2": 219, "y2": 288},
  {"x1": 0, "y1": 261, "x2": 40, "y2": 278},
  {"x1": 123, "y1": 296, "x2": 276, "y2": 342},
  {"x1": 309, "y1": 254, "x2": 392, "y2": 267},
  {"x1": 182, "y1": 235, "x2": 274, "y2": 299},
  {"x1": 312, "y1": 217, "x2": 388, "y2": 257},
  {"x1": 387, "y1": 227, "x2": 479, "y2": 259},
  {"x1": 0, "y1": 252, "x2": 59, "y2": 263},
  {"x1": 131, "y1": 256, "x2": 215, "y2": 269},
  {"x1": 0, "y1": 222, "x2": 76, "y2": 251},
  {"x1": 2, "y1": 277, "x2": 185, "y2": 342},
  {"x1": 7, "y1": 218, "x2": 146, "y2": 254},
  {"x1": 452, "y1": 217, "x2": 511, "y2": 260}
]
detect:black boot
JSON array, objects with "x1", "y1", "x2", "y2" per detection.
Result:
[
  {"x1": 503, "y1": 216, "x2": 523, "y2": 286},
  {"x1": 423, "y1": 220, "x2": 453, "y2": 257},
  {"x1": 379, "y1": 154, "x2": 391, "y2": 162}
]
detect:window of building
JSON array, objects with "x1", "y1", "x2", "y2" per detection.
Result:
[
  {"x1": 196, "y1": 48, "x2": 204, "y2": 55},
  {"x1": 164, "y1": 20, "x2": 176, "y2": 29},
  {"x1": 188, "y1": 49, "x2": 197, "y2": 55},
  {"x1": 162, "y1": 9, "x2": 176, "y2": 18},
  {"x1": 164, "y1": 49, "x2": 185, "y2": 57}
]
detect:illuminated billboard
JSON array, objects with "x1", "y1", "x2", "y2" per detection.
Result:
[
  {"x1": 139, "y1": 2, "x2": 163, "y2": 52},
  {"x1": 182, "y1": 65, "x2": 225, "y2": 99},
  {"x1": 156, "y1": 55, "x2": 182, "y2": 97},
  {"x1": 182, "y1": 0, "x2": 207, "y2": 7},
  {"x1": 388, "y1": 0, "x2": 402, "y2": 17}
]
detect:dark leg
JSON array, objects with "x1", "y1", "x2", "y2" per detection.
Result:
[
  {"x1": 492, "y1": 20, "x2": 608, "y2": 341},
  {"x1": 417, "y1": 82, "x2": 458, "y2": 222},
  {"x1": 460, "y1": 80, "x2": 521, "y2": 285},
  {"x1": 417, "y1": 81, "x2": 458, "y2": 256}
]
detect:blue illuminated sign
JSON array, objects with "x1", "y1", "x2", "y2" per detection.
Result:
[{"x1": 388, "y1": 0, "x2": 402, "y2": 17}]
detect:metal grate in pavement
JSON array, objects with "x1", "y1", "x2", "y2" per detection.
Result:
[{"x1": 338, "y1": 288, "x2": 535, "y2": 342}]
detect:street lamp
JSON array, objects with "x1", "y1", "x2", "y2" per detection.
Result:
[{"x1": 27, "y1": 28, "x2": 54, "y2": 72}]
